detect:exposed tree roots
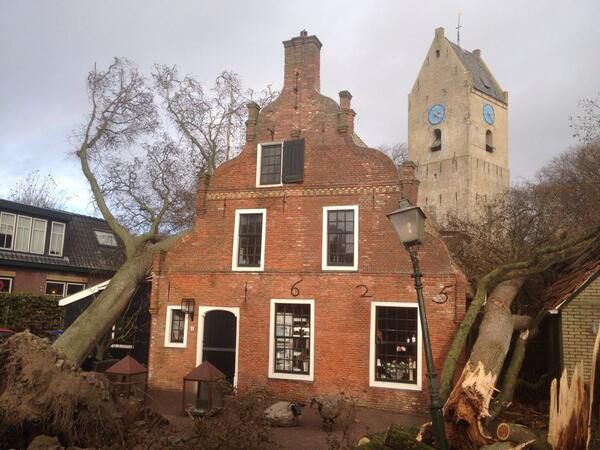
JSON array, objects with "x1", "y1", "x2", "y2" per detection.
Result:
[{"x1": 0, "y1": 331, "x2": 176, "y2": 449}]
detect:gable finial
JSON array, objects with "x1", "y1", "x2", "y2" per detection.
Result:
[{"x1": 456, "y1": 10, "x2": 462, "y2": 47}]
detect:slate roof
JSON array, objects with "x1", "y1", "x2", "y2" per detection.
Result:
[
  {"x1": 0, "y1": 198, "x2": 124, "y2": 274},
  {"x1": 448, "y1": 41, "x2": 506, "y2": 104},
  {"x1": 544, "y1": 248, "x2": 600, "y2": 310}
]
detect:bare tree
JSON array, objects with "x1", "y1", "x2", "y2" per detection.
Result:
[
  {"x1": 52, "y1": 59, "x2": 187, "y2": 364},
  {"x1": 9, "y1": 171, "x2": 68, "y2": 209},
  {"x1": 154, "y1": 66, "x2": 278, "y2": 176},
  {"x1": 379, "y1": 142, "x2": 408, "y2": 166},
  {"x1": 571, "y1": 93, "x2": 600, "y2": 144}
]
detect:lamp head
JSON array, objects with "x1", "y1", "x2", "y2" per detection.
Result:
[{"x1": 386, "y1": 198, "x2": 426, "y2": 247}]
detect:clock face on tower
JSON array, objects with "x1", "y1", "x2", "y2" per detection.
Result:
[
  {"x1": 428, "y1": 104, "x2": 445, "y2": 125},
  {"x1": 483, "y1": 104, "x2": 495, "y2": 125}
]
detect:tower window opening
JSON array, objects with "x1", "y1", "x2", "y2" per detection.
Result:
[
  {"x1": 435, "y1": 49, "x2": 440, "y2": 58},
  {"x1": 430, "y1": 129, "x2": 442, "y2": 152},
  {"x1": 486, "y1": 130, "x2": 494, "y2": 153}
]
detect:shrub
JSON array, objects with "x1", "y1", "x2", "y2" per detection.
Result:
[{"x1": 0, "y1": 293, "x2": 62, "y2": 334}]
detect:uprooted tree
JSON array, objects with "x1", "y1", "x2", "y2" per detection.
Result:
[
  {"x1": 434, "y1": 137, "x2": 600, "y2": 448},
  {"x1": 0, "y1": 58, "x2": 278, "y2": 447},
  {"x1": 51, "y1": 59, "x2": 277, "y2": 365}
]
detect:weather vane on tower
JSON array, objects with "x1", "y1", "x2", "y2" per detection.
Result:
[{"x1": 456, "y1": 10, "x2": 462, "y2": 47}]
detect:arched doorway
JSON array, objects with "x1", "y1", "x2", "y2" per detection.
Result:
[{"x1": 197, "y1": 307, "x2": 239, "y2": 386}]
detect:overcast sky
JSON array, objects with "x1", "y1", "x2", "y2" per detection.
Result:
[{"x1": 1, "y1": 0, "x2": 599, "y2": 215}]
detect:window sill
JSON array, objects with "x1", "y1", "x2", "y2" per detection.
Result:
[
  {"x1": 322, "y1": 265, "x2": 358, "y2": 272},
  {"x1": 269, "y1": 372, "x2": 314, "y2": 382},
  {"x1": 232, "y1": 266, "x2": 264, "y2": 272},
  {"x1": 256, "y1": 183, "x2": 283, "y2": 188},
  {"x1": 164, "y1": 342, "x2": 187, "y2": 349},
  {"x1": 369, "y1": 380, "x2": 422, "y2": 391}
]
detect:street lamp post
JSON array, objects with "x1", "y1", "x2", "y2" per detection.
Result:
[{"x1": 387, "y1": 198, "x2": 448, "y2": 450}]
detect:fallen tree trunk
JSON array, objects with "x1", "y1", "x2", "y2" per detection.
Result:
[
  {"x1": 52, "y1": 249, "x2": 154, "y2": 365},
  {"x1": 443, "y1": 278, "x2": 525, "y2": 448}
]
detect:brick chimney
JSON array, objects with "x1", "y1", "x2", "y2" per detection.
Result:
[{"x1": 282, "y1": 30, "x2": 322, "y2": 94}]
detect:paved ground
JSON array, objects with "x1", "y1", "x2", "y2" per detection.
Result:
[{"x1": 146, "y1": 389, "x2": 427, "y2": 449}]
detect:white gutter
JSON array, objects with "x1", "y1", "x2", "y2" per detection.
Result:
[{"x1": 58, "y1": 280, "x2": 110, "y2": 306}]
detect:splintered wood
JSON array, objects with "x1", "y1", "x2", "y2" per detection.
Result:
[{"x1": 547, "y1": 362, "x2": 588, "y2": 449}]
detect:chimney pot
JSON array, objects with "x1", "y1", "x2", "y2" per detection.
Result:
[
  {"x1": 473, "y1": 49, "x2": 481, "y2": 57},
  {"x1": 282, "y1": 32, "x2": 322, "y2": 93},
  {"x1": 339, "y1": 90, "x2": 352, "y2": 110},
  {"x1": 300, "y1": 29, "x2": 308, "y2": 37},
  {"x1": 435, "y1": 27, "x2": 445, "y2": 39}
]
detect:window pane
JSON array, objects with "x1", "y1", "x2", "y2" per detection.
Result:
[
  {"x1": 260, "y1": 144, "x2": 282, "y2": 185},
  {"x1": 170, "y1": 309, "x2": 185, "y2": 343},
  {"x1": 327, "y1": 209, "x2": 355, "y2": 266},
  {"x1": 375, "y1": 306, "x2": 418, "y2": 384},
  {"x1": 274, "y1": 303, "x2": 310, "y2": 374},
  {"x1": 14, "y1": 216, "x2": 32, "y2": 252},
  {"x1": 0, "y1": 213, "x2": 16, "y2": 250},
  {"x1": 45, "y1": 282, "x2": 65, "y2": 298},
  {"x1": 49, "y1": 222, "x2": 65, "y2": 256},
  {"x1": 237, "y1": 213, "x2": 263, "y2": 267},
  {"x1": 0, "y1": 277, "x2": 12, "y2": 293},
  {"x1": 31, "y1": 219, "x2": 47, "y2": 254},
  {"x1": 95, "y1": 230, "x2": 118, "y2": 247},
  {"x1": 66, "y1": 283, "x2": 85, "y2": 296}
]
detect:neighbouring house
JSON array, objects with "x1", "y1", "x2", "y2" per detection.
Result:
[
  {"x1": 0, "y1": 198, "x2": 123, "y2": 297},
  {"x1": 0, "y1": 198, "x2": 151, "y2": 362},
  {"x1": 147, "y1": 31, "x2": 467, "y2": 412},
  {"x1": 545, "y1": 249, "x2": 600, "y2": 382}
]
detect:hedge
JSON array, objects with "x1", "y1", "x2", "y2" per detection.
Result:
[{"x1": 0, "y1": 292, "x2": 63, "y2": 334}]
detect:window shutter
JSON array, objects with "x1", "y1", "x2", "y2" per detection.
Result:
[{"x1": 282, "y1": 139, "x2": 304, "y2": 183}]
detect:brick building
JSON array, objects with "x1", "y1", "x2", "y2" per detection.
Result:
[
  {"x1": 545, "y1": 250, "x2": 600, "y2": 382},
  {"x1": 147, "y1": 31, "x2": 466, "y2": 412},
  {"x1": 0, "y1": 198, "x2": 122, "y2": 297}
]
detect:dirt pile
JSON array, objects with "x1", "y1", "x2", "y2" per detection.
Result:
[{"x1": 0, "y1": 331, "x2": 126, "y2": 448}]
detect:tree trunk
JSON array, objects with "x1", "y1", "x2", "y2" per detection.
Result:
[
  {"x1": 443, "y1": 278, "x2": 525, "y2": 448},
  {"x1": 52, "y1": 248, "x2": 154, "y2": 365}
]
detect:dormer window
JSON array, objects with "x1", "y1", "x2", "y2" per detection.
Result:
[
  {"x1": 430, "y1": 129, "x2": 442, "y2": 152},
  {"x1": 0, "y1": 212, "x2": 16, "y2": 250},
  {"x1": 95, "y1": 230, "x2": 118, "y2": 247},
  {"x1": 49, "y1": 222, "x2": 65, "y2": 256},
  {"x1": 256, "y1": 139, "x2": 304, "y2": 187},
  {"x1": 486, "y1": 130, "x2": 494, "y2": 153}
]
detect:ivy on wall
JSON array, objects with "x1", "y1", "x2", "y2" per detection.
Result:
[{"x1": 0, "y1": 293, "x2": 63, "y2": 334}]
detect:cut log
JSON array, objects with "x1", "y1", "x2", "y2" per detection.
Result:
[
  {"x1": 495, "y1": 423, "x2": 551, "y2": 450},
  {"x1": 547, "y1": 363, "x2": 588, "y2": 450}
]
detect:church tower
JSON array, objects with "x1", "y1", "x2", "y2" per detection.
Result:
[{"x1": 408, "y1": 27, "x2": 509, "y2": 222}]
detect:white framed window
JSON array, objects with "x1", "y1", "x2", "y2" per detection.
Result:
[
  {"x1": 268, "y1": 299, "x2": 315, "y2": 382},
  {"x1": 95, "y1": 230, "x2": 118, "y2": 247},
  {"x1": 256, "y1": 140, "x2": 305, "y2": 187},
  {"x1": 369, "y1": 302, "x2": 422, "y2": 391},
  {"x1": 256, "y1": 142, "x2": 284, "y2": 187},
  {"x1": 45, "y1": 281, "x2": 85, "y2": 298},
  {"x1": 0, "y1": 212, "x2": 16, "y2": 250},
  {"x1": 232, "y1": 208, "x2": 266, "y2": 272},
  {"x1": 14, "y1": 215, "x2": 33, "y2": 252},
  {"x1": 31, "y1": 219, "x2": 47, "y2": 254},
  {"x1": 164, "y1": 305, "x2": 189, "y2": 348},
  {"x1": 49, "y1": 222, "x2": 65, "y2": 256},
  {"x1": 0, "y1": 276, "x2": 13, "y2": 293},
  {"x1": 322, "y1": 205, "x2": 359, "y2": 271}
]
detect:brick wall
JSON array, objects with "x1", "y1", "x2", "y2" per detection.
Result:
[
  {"x1": 147, "y1": 31, "x2": 467, "y2": 413},
  {"x1": 561, "y1": 275, "x2": 600, "y2": 381},
  {"x1": 0, "y1": 265, "x2": 106, "y2": 295}
]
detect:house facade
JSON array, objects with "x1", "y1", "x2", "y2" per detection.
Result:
[
  {"x1": 0, "y1": 198, "x2": 122, "y2": 298},
  {"x1": 147, "y1": 31, "x2": 466, "y2": 412}
]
